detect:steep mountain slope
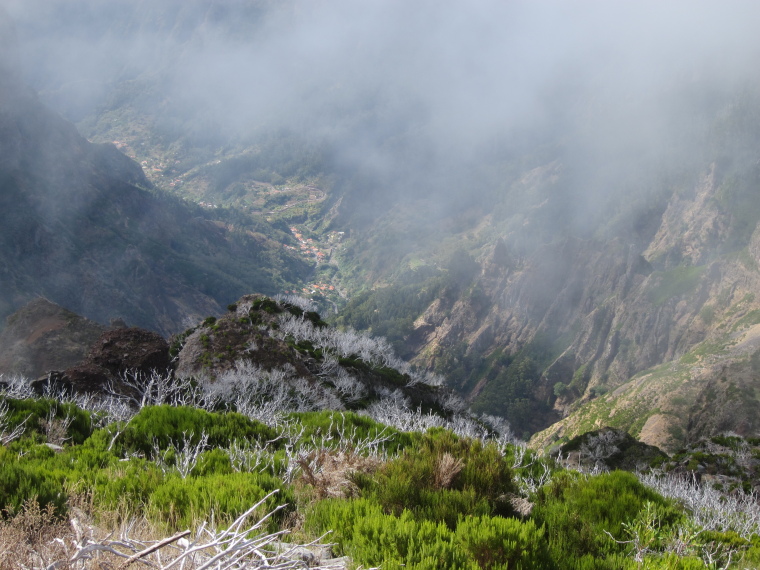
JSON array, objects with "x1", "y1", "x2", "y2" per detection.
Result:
[
  {"x1": 7, "y1": 1, "x2": 760, "y2": 451},
  {"x1": 0, "y1": 12, "x2": 310, "y2": 335},
  {"x1": 399, "y1": 117, "x2": 760, "y2": 449},
  {"x1": 530, "y1": 161, "x2": 760, "y2": 451},
  {"x1": 326, "y1": 85, "x2": 760, "y2": 448}
]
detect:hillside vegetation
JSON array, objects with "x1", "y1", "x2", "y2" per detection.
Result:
[
  {"x1": 1, "y1": 379, "x2": 758, "y2": 568},
  {"x1": 0, "y1": 296, "x2": 758, "y2": 568},
  {"x1": 6, "y1": 1, "x2": 760, "y2": 469}
]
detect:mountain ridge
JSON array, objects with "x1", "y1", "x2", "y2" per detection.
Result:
[
  {"x1": 0, "y1": 18, "x2": 311, "y2": 335},
  {"x1": 6, "y1": 2, "x2": 760, "y2": 452}
]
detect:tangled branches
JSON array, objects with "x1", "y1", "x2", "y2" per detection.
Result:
[{"x1": 47, "y1": 491, "x2": 345, "y2": 569}]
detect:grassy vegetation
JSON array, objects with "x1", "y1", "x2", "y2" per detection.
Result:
[
  {"x1": 647, "y1": 266, "x2": 706, "y2": 307},
  {"x1": 0, "y1": 392, "x2": 756, "y2": 568}
]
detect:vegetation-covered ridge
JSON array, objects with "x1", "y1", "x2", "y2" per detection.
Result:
[
  {"x1": 1, "y1": 375, "x2": 760, "y2": 568},
  {"x1": 0, "y1": 294, "x2": 757, "y2": 567},
  {"x1": 166, "y1": 293, "x2": 475, "y2": 428}
]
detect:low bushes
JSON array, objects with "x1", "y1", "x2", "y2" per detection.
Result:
[
  {"x1": 0, "y1": 447, "x2": 66, "y2": 516},
  {"x1": 533, "y1": 470, "x2": 680, "y2": 562},
  {"x1": 0, "y1": 394, "x2": 755, "y2": 569},
  {"x1": 3, "y1": 398, "x2": 92, "y2": 445},
  {"x1": 307, "y1": 499, "x2": 553, "y2": 570},
  {"x1": 358, "y1": 428, "x2": 515, "y2": 527},
  {"x1": 116, "y1": 405, "x2": 280, "y2": 456},
  {"x1": 145, "y1": 471, "x2": 290, "y2": 531}
]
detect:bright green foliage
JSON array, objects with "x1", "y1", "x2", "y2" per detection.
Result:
[
  {"x1": 3, "y1": 397, "x2": 92, "y2": 444},
  {"x1": 2, "y1": 395, "x2": 756, "y2": 568},
  {"x1": 308, "y1": 499, "x2": 469, "y2": 570},
  {"x1": 116, "y1": 405, "x2": 279, "y2": 455},
  {"x1": 533, "y1": 470, "x2": 678, "y2": 561},
  {"x1": 361, "y1": 429, "x2": 515, "y2": 527},
  {"x1": 454, "y1": 515, "x2": 554, "y2": 569},
  {"x1": 0, "y1": 446, "x2": 66, "y2": 515},
  {"x1": 287, "y1": 410, "x2": 417, "y2": 454},
  {"x1": 0, "y1": 403, "x2": 290, "y2": 532},
  {"x1": 91, "y1": 458, "x2": 165, "y2": 514},
  {"x1": 1, "y1": 435, "x2": 290, "y2": 532},
  {"x1": 308, "y1": 499, "x2": 554, "y2": 570},
  {"x1": 193, "y1": 448, "x2": 234, "y2": 476},
  {"x1": 146, "y1": 471, "x2": 290, "y2": 531},
  {"x1": 741, "y1": 538, "x2": 760, "y2": 567}
]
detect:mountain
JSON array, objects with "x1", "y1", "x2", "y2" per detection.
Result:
[
  {"x1": 0, "y1": 8, "x2": 310, "y2": 335},
  {"x1": 6, "y1": 1, "x2": 760, "y2": 451},
  {"x1": 389, "y1": 118, "x2": 760, "y2": 451},
  {"x1": 0, "y1": 293, "x2": 461, "y2": 429},
  {"x1": 327, "y1": 84, "x2": 760, "y2": 450},
  {"x1": 0, "y1": 293, "x2": 758, "y2": 569}
]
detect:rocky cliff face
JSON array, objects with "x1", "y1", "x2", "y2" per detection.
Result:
[{"x1": 403, "y1": 152, "x2": 760, "y2": 450}]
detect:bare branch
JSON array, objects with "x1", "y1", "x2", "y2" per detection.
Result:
[{"x1": 0, "y1": 400, "x2": 29, "y2": 445}]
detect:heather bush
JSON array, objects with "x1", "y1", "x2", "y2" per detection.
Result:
[
  {"x1": 146, "y1": 471, "x2": 290, "y2": 531},
  {"x1": 0, "y1": 447, "x2": 66, "y2": 516},
  {"x1": 308, "y1": 498, "x2": 555, "y2": 569},
  {"x1": 2, "y1": 386, "x2": 754, "y2": 569},
  {"x1": 361, "y1": 429, "x2": 515, "y2": 527},
  {"x1": 86, "y1": 451, "x2": 290, "y2": 531},
  {"x1": 1, "y1": 397, "x2": 92, "y2": 445},
  {"x1": 533, "y1": 470, "x2": 679, "y2": 561},
  {"x1": 115, "y1": 404, "x2": 279, "y2": 455},
  {"x1": 454, "y1": 515, "x2": 554, "y2": 569},
  {"x1": 91, "y1": 457, "x2": 165, "y2": 515},
  {"x1": 306, "y1": 498, "x2": 472, "y2": 570}
]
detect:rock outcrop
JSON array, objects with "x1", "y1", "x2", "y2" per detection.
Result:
[
  {"x1": 61, "y1": 327, "x2": 171, "y2": 393},
  {"x1": 0, "y1": 298, "x2": 106, "y2": 380}
]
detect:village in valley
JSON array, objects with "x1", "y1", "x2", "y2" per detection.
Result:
[
  {"x1": 106, "y1": 135, "x2": 349, "y2": 311},
  {"x1": 285, "y1": 226, "x2": 345, "y2": 264},
  {"x1": 283, "y1": 226, "x2": 347, "y2": 308}
]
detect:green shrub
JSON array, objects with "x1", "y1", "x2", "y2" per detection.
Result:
[
  {"x1": 116, "y1": 405, "x2": 279, "y2": 456},
  {"x1": 193, "y1": 448, "x2": 233, "y2": 476},
  {"x1": 2, "y1": 397, "x2": 92, "y2": 445},
  {"x1": 146, "y1": 471, "x2": 289, "y2": 531},
  {"x1": 252, "y1": 297, "x2": 281, "y2": 314},
  {"x1": 455, "y1": 515, "x2": 554, "y2": 569},
  {"x1": 308, "y1": 499, "x2": 557, "y2": 570},
  {"x1": 306, "y1": 498, "x2": 473, "y2": 570},
  {"x1": 534, "y1": 471, "x2": 679, "y2": 561},
  {"x1": 364, "y1": 429, "x2": 515, "y2": 527},
  {"x1": 0, "y1": 447, "x2": 66, "y2": 515},
  {"x1": 92, "y1": 458, "x2": 165, "y2": 516}
]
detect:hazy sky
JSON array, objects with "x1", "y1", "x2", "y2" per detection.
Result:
[{"x1": 5, "y1": 0, "x2": 760, "y2": 227}]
